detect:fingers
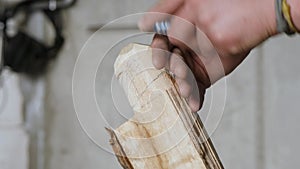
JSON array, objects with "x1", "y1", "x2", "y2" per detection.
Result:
[
  {"x1": 169, "y1": 48, "x2": 188, "y2": 79},
  {"x1": 170, "y1": 49, "x2": 202, "y2": 112},
  {"x1": 188, "y1": 92, "x2": 201, "y2": 112},
  {"x1": 186, "y1": 79, "x2": 201, "y2": 112},
  {"x1": 188, "y1": 82, "x2": 205, "y2": 112},
  {"x1": 151, "y1": 34, "x2": 171, "y2": 69},
  {"x1": 138, "y1": 0, "x2": 184, "y2": 31},
  {"x1": 176, "y1": 78, "x2": 192, "y2": 98},
  {"x1": 151, "y1": 43, "x2": 204, "y2": 112}
]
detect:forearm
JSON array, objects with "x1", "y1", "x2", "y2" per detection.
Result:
[{"x1": 287, "y1": 0, "x2": 300, "y2": 31}]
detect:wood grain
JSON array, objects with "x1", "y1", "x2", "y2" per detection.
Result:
[{"x1": 108, "y1": 43, "x2": 224, "y2": 169}]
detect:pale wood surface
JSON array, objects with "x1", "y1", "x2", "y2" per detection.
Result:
[{"x1": 109, "y1": 43, "x2": 223, "y2": 169}]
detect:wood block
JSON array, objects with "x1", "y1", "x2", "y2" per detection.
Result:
[{"x1": 107, "y1": 43, "x2": 223, "y2": 169}]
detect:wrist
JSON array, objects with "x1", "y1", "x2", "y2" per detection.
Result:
[
  {"x1": 287, "y1": 0, "x2": 300, "y2": 31},
  {"x1": 261, "y1": 0, "x2": 278, "y2": 36}
]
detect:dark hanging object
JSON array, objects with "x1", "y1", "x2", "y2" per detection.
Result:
[{"x1": 0, "y1": 0, "x2": 76, "y2": 77}]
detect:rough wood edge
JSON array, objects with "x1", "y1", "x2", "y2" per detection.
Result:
[
  {"x1": 166, "y1": 75, "x2": 224, "y2": 169},
  {"x1": 106, "y1": 128, "x2": 134, "y2": 169}
]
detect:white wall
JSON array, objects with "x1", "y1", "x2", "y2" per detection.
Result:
[{"x1": 0, "y1": 70, "x2": 28, "y2": 169}]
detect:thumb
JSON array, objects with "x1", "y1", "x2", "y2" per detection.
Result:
[{"x1": 138, "y1": 0, "x2": 184, "y2": 31}]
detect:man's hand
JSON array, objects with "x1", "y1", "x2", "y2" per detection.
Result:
[{"x1": 139, "y1": 0, "x2": 277, "y2": 112}]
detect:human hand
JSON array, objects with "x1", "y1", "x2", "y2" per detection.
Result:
[{"x1": 139, "y1": 0, "x2": 278, "y2": 112}]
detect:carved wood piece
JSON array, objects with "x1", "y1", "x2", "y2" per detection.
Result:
[{"x1": 108, "y1": 43, "x2": 224, "y2": 169}]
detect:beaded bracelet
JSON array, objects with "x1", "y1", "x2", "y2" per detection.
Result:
[
  {"x1": 275, "y1": 0, "x2": 295, "y2": 35},
  {"x1": 282, "y1": 0, "x2": 299, "y2": 33}
]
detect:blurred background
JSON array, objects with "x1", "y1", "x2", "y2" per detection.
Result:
[{"x1": 0, "y1": 0, "x2": 300, "y2": 169}]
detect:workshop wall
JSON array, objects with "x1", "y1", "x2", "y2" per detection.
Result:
[{"x1": 0, "y1": 70, "x2": 28, "y2": 169}]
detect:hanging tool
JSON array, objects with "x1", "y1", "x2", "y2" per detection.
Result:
[{"x1": 0, "y1": 0, "x2": 76, "y2": 77}]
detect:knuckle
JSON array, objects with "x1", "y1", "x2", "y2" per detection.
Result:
[
  {"x1": 197, "y1": 13, "x2": 213, "y2": 27},
  {"x1": 174, "y1": 63, "x2": 188, "y2": 79},
  {"x1": 179, "y1": 81, "x2": 192, "y2": 97},
  {"x1": 152, "y1": 39, "x2": 164, "y2": 48},
  {"x1": 151, "y1": 40, "x2": 161, "y2": 48},
  {"x1": 226, "y1": 44, "x2": 241, "y2": 55},
  {"x1": 208, "y1": 28, "x2": 240, "y2": 55},
  {"x1": 210, "y1": 29, "x2": 229, "y2": 46}
]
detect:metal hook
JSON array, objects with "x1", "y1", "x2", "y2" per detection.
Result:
[{"x1": 49, "y1": 0, "x2": 57, "y2": 11}]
